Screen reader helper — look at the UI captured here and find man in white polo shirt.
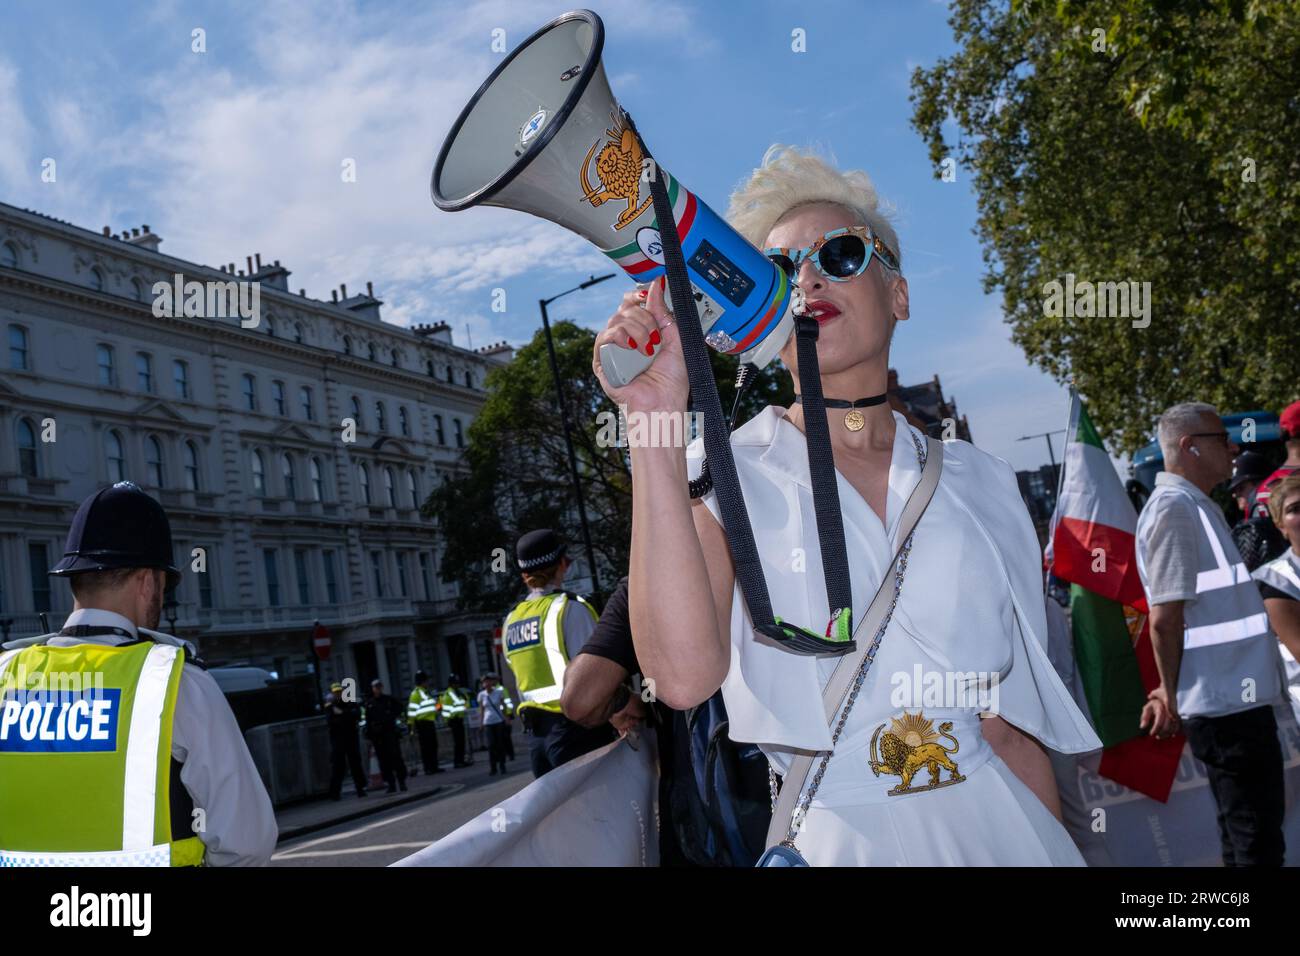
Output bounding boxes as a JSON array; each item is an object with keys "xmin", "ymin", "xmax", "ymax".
[{"xmin": 1136, "ymin": 402, "xmax": 1288, "ymax": 866}]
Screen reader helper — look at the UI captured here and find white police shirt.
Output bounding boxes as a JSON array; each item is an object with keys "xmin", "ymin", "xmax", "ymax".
[{"xmin": 687, "ymin": 408, "xmax": 1102, "ymax": 866}]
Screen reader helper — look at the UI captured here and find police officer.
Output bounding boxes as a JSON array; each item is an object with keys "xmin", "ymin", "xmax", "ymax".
[
  {"xmin": 438, "ymin": 673, "xmax": 473, "ymax": 767},
  {"xmin": 363, "ymin": 679, "xmax": 408, "ymax": 793},
  {"xmin": 407, "ymin": 670, "xmax": 443, "ymax": 774},
  {"xmin": 326, "ymin": 681, "xmax": 368, "ymax": 800},
  {"xmin": 502, "ymin": 529, "xmax": 615, "ymax": 778},
  {"xmin": 1136, "ymin": 404, "xmax": 1287, "ymax": 866},
  {"xmin": 0, "ymin": 482, "xmax": 277, "ymax": 866}
]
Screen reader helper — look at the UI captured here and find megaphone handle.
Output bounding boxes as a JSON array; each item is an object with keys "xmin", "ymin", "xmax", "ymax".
[{"xmin": 599, "ymin": 340, "xmax": 656, "ymax": 388}]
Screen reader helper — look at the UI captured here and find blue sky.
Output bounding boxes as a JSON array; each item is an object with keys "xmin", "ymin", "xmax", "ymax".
[{"xmin": 0, "ymin": 0, "xmax": 1082, "ymax": 470}]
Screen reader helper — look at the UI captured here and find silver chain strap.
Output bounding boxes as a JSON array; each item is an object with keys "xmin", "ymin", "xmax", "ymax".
[{"xmin": 769, "ymin": 428, "xmax": 928, "ymax": 837}]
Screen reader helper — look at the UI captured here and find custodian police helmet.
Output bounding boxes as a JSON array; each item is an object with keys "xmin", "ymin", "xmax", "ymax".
[{"xmin": 48, "ymin": 481, "xmax": 181, "ymax": 590}]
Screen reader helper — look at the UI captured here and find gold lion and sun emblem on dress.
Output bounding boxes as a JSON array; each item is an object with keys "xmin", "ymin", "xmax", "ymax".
[
  {"xmin": 579, "ymin": 109, "xmax": 653, "ymax": 230},
  {"xmin": 869, "ymin": 711, "xmax": 966, "ymax": 795}
]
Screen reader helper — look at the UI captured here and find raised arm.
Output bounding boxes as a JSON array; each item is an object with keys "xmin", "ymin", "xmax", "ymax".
[{"xmin": 593, "ymin": 278, "xmax": 733, "ymax": 710}]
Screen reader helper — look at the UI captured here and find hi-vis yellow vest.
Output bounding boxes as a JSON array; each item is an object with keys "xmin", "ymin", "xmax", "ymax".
[
  {"xmin": 503, "ymin": 591, "xmax": 597, "ymax": 715},
  {"xmin": 0, "ymin": 640, "xmax": 205, "ymax": 867},
  {"xmin": 408, "ymin": 686, "xmax": 439, "ymax": 722}
]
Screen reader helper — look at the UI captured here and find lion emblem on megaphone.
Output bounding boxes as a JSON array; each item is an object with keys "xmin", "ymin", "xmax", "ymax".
[{"xmin": 580, "ymin": 109, "xmax": 653, "ymax": 230}]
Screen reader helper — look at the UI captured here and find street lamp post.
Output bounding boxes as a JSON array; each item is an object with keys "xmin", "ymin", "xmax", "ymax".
[{"xmin": 538, "ymin": 273, "xmax": 616, "ymax": 602}]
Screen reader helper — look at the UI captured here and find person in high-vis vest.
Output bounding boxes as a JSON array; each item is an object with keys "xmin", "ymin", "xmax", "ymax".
[
  {"xmin": 407, "ymin": 670, "xmax": 444, "ymax": 774},
  {"xmin": 1253, "ymin": 473, "xmax": 1300, "ymax": 724},
  {"xmin": 503, "ymin": 528, "xmax": 614, "ymax": 778},
  {"xmin": 438, "ymin": 674, "xmax": 473, "ymax": 767},
  {"xmin": 1136, "ymin": 404, "xmax": 1288, "ymax": 866},
  {"xmin": 0, "ymin": 482, "xmax": 277, "ymax": 866}
]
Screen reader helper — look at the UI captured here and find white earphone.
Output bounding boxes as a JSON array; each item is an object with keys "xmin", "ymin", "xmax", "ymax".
[{"xmin": 1190, "ymin": 447, "xmax": 1201, "ymax": 457}]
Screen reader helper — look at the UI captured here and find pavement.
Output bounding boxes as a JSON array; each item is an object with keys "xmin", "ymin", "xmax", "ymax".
[{"xmin": 275, "ymin": 726, "xmax": 528, "ymax": 842}]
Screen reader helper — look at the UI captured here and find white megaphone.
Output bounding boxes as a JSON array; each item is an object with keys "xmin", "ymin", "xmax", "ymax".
[{"xmin": 431, "ymin": 8, "xmax": 801, "ymax": 387}]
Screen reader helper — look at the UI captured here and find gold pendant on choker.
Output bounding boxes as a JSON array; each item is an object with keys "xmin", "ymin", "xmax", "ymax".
[{"xmin": 844, "ymin": 409, "xmax": 865, "ymax": 432}]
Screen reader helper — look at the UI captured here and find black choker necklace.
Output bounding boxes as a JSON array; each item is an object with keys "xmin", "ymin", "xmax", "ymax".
[{"xmin": 794, "ymin": 393, "xmax": 886, "ymax": 432}]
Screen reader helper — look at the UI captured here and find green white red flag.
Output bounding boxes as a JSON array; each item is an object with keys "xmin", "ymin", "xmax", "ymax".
[{"xmin": 1049, "ymin": 391, "xmax": 1182, "ymax": 801}]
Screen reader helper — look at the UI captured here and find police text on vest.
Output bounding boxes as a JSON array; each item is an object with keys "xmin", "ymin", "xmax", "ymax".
[{"xmin": 0, "ymin": 689, "xmax": 121, "ymax": 753}]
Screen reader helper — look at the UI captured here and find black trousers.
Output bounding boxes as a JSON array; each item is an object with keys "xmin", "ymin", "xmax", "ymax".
[
  {"xmin": 370, "ymin": 733, "xmax": 408, "ymax": 789},
  {"xmin": 329, "ymin": 736, "xmax": 367, "ymax": 798},
  {"xmin": 415, "ymin": 721, "xmax": 440, "ymax": 773},
  {"xmin": 449, "ymin": 718, "xmax": 470, "ymax": 766},
  {"xmin": 487, "ymin": 722, "xmax": 510, "ymax": 772},
  {"xmin": 1183, "ymin": 704, "xmax": 1286, "ymax": 867},
  {"xmin": 523, "ymin": 709, "xmax": 616, "ymax": 778}
]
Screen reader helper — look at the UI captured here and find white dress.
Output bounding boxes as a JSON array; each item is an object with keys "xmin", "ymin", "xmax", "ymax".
[{"xmin": 686, "ymin": 407, "xmax": 1103, "ymax": 866}]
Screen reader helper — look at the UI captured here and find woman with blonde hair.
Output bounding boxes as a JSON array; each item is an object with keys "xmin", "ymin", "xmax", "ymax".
[{"xmin": 593, "ymin": 145, "xmax": 1101, "ymax": 865}]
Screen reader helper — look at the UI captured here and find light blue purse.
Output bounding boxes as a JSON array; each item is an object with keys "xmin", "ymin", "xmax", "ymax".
[{"xmin": 757, "ymin": 435, "xmax": 941, "ymax": 867}]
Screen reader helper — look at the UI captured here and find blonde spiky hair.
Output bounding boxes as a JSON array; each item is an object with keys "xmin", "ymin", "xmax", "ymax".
[{"xmin": 725, "ymin": 144, "xmax": 902, "ymax": 272}]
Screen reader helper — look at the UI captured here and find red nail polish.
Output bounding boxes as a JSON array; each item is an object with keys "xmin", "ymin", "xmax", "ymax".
[
  {"xmin": 649, "ymin": 329, "xmax": 661, "ymax": 345},
  {"xmin": 645, "ymin": 344, "xmax": 654, "ymax": 356},
  {"xmin": 627, "ymin": 336, "xmax": 637, "ymax": 349}
]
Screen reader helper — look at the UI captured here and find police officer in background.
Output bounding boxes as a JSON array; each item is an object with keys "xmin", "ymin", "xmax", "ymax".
[
  {"xmin": 1136, "ymin": 404, "xmax": 1287, "ymax": 866},
  {"xmin": 0, "ymin": 482, "xmax": 277, "ymax": 866},
  {"xmin": 363, "ymin": 679, "xmax": 408, "ymax": 793},
  {"xmin": 407, "ymin": 670, "xmax": 443, "ymax": 774},
  {"xmin": 438, "ymin": 673, "xmax": 473, "ymax": 767},
  {"xmin": 326, "ymin": 681, "xmax": 368, "ymax": 800},
  {"xmin": 502, "ymin": 529, "xmax": 615, "ymax": 778}
]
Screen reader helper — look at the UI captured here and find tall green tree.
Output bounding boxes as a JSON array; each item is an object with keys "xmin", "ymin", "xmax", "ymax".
[
  {"xmin": 911, "ymin": 0, "xmax": 1299, "ymax": 453},
  {"xmin": 422, "ymin": 319, "xmax": 793, "ymax": 612}
]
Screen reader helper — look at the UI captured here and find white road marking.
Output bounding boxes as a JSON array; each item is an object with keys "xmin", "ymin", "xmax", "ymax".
[
  {"xmin": 275, "ymin": 842, "xmax": 434, "ymax": 860},
  {"xmin": 275, "ymin": 785, "xmax": 465, "ymax": 856}
]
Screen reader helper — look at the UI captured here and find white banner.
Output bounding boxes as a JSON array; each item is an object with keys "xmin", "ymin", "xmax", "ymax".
[
  {"xmin": 1052, "ymin": 712, "xmax": 1300, "ymax": 866},
  {"xmin": 392, "ymin": 733, "xmax": 659, "ymax": 867}
]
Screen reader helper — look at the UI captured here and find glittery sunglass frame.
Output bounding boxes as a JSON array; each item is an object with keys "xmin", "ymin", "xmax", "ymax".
[{"xmin": 764, "ymin": 225, "xmax": 901, "ymax": 283}]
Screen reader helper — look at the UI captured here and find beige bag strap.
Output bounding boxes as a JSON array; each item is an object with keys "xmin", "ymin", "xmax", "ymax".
[{"xmin": 765, "ymin": 435, "xmax": 943, "ymax": 850}]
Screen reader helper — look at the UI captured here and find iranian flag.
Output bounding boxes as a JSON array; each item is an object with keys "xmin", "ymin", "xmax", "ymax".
[
  {"xmin": 1050, "ymin": 391, "xmax": 1183, "ymax": 801},
  {"xmin": 1051, "ymin": 395, "xmax": 1146, "ymax": 610}
]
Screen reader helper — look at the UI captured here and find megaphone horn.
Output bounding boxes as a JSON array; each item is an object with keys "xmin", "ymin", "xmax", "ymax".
[{"xmin": 431, "ymin": 8, "xmax": 801, "ymax": 387}]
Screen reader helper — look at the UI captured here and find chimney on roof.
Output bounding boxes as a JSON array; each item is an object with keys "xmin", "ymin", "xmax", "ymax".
[
  {"xmin": 299, "ymin": 288, "xmax": 305, "ymax": 296},
  {"xmin": 102, "ymin": 226, "xmax": 111, "ymax": 237},
  {"xmin": 255, "ymin": 253, "xmax": 262, "ymax": 270},
  {"xmin": 331, "ymin": 290, "xmax": 338, "ymax": 303},
  {"xmin": 366, "ymin": 281, "xmax": 373, "ymax": 297},
  {"xmin": 143, "ymin": 225, "xmax": 151, "ymax": 234},
  {"xmin": 340, "ymin": 283, "xmax": 347, "ymax": 299},
  {"xmin": 246, "ymin": 256, "xmax": 254, "ymax": 274},
  {"xmin": 131, "ymin": 228, "xmax": 140, "ymax": 237}
]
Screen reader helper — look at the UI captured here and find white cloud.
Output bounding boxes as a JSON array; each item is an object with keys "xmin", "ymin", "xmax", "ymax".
[{"xmin": 3, "ymin": 0, "xmax": 694, "ymax": 349}]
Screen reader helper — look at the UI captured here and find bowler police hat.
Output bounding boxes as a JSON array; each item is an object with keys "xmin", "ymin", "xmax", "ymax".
[
  {"xmin": 49, "ymin": 482, "xmax": 181, "ymax": 590},
  {"xmin": 516, "ymin": 528, "xmax": 566, "ymax": 571}
]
